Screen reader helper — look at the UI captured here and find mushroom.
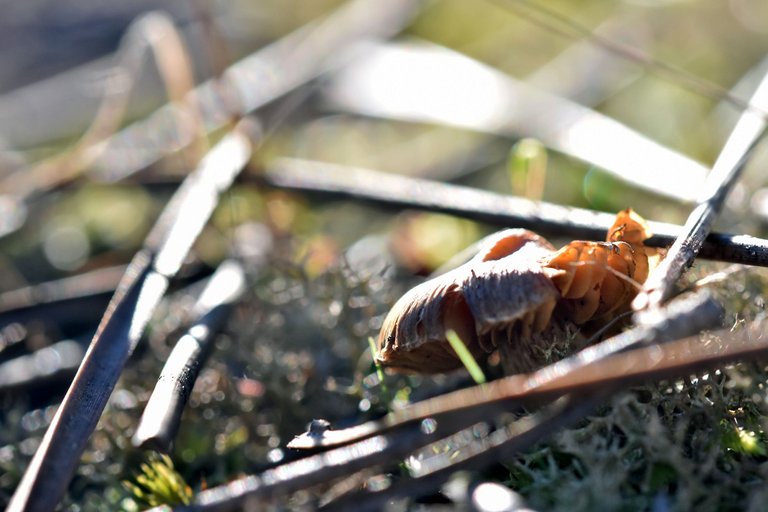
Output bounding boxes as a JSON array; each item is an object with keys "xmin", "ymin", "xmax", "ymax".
[{"xmin": 376, "ymin": 209, "xmax": 658, "ymax": 375}]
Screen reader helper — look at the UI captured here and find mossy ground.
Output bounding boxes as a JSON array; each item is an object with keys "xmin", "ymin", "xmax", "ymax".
[{"xmin": 5, "ymin": 233, "xmax": 768, "ymax": 511}]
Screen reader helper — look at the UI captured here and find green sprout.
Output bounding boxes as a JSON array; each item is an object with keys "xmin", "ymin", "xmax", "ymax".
[
  {"xmin": 720, "ymin": 420, "xmax": 767, "ymax": 456},
  {"xmin": 368, "ymin": 336, "xmax": 391, "ymax": 407},
  {"xmin": 508, "ymin": 138, "xmax": 547, "ymax": 199},
  {"xmin": 123, "ymin": 453, "xmax": 192, "ymax": 508},
  {"xmin": 445, "ymin": 329, "xmax": 486, "ymax": 385}
]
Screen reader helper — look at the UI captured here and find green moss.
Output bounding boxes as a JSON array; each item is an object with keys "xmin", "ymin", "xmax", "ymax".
[
  {"xmin": 500, "ymin": 363, "xmax": 768, "ymax": 511},
  {"xmin": 123, "ymin": 454, "xmax": 192, "ymax": 508}
]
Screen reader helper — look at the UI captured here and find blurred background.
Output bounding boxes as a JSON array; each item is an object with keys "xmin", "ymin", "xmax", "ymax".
[{"xmin": 3, "ymin": 0, "xmax": 768, "ymax": 509}]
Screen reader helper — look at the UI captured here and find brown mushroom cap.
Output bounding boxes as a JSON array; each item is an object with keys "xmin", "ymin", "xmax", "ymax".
[{"xmin": 376, "ymin": 230, "xmax": 558, "ymax": 373}]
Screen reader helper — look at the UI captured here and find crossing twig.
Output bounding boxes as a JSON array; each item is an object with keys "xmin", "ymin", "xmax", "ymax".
[
  {"xmin": 7, "ymin": 122, "xmax": 254, "ymax": 512},
  {"xmin": 262, "ymin": 158, "xmax": 768, "ymax": 268},
  {"xmin": 633, "ymin": 59, "xmax": 768, "ymax": 312}
]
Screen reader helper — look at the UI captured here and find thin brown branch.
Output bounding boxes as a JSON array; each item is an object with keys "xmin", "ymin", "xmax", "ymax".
[
  {"xmin": 320, "ymin": 394, "xmax": 602, "ymax": 512},
  {"xmin": 262, "ymin": 158, "xmax": 768, "ymax": 268}
]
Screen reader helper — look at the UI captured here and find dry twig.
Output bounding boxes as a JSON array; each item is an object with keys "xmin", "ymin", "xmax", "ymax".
[
  {"xmin": 1, "ymin": 12, "xmax": 205, "ymax": 199},
  {"xmin": 86, "ymin": 0, "xmax": 420, "ymax": 183},
  {"xmin": 132, "ymin": 260, "xmax": 246, "ymax": 452},
  {"xmin": 324, "ymin": 41, "xmax": 709, "ymax": 202},
  {"xmin": 0, "ymin": 0, "xmax": 421, "ymax": 240},
  {"xmin": 633, "ymin": 61, "xmax": 768, "ymax": 312},
  {"xmin": 263, "ymin": 158, "xmax": 768, "ymax": 268},
  {"xmin": 320, "ymin": 395, "xmax": 602, "ymax": 512},
  {"xmin": 7, "ymin": 122, "xmax": 255, "ymax": 512},
  {"xmin": 0, "ymin": 265, "xmax": 125, "ymax": 329}
]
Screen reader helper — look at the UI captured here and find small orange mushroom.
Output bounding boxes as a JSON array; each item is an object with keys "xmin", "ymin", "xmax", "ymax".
[{"xmin": 376, "ymin": 209, "xmax": 658, "ymax": 375}]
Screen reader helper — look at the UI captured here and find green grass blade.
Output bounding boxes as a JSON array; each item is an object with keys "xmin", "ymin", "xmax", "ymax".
[
  {"xmin": 368, "ymin": 336, "xmax": 390, "ymax": 407},
  {"xmin": 445, "ymin": 329, "xmax": 486, "ymax": 385}
]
